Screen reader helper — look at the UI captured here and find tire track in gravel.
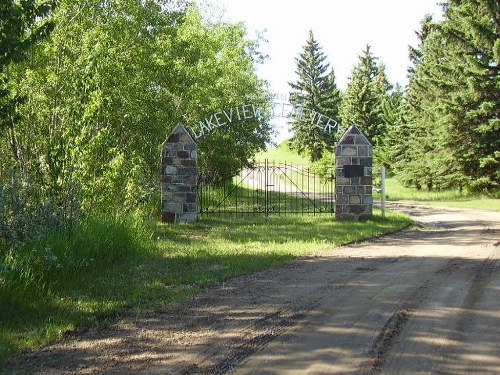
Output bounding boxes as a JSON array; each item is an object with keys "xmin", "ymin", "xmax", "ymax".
[
  {"xmin": 184, "ymin": 257, "xmax": 398, "ymax": 375},
  {"xmin": 357, "ymin": 256, "xmax": 495, "ymax": 375}
]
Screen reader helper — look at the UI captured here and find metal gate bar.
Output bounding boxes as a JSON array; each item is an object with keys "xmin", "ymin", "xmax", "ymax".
[{"xmin": 198, "ymin": 160, "xmax": 335, "ymax": 216}]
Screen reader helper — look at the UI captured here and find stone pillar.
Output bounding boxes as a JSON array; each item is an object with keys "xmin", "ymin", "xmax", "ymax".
[
  {"xmin": 161, "ymin": 123, "xmax": 198, "ymax": 223},
  {"xmin": 335, "ymin": 125, "xmax": 373, "ymax": 221}
]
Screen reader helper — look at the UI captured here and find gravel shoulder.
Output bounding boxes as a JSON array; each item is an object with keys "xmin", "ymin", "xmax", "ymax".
[{"xmin": 3, "ymin": 203, "xmax": 500, "ymax": 375}]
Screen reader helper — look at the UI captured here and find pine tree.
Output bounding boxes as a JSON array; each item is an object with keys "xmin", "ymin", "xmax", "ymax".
[
  {"xmin": 396, "ymin": 16, "xmax": 458, "ymax": 190},
  {"xmin": 288, "ymin": 30, "xmax": 341, "ymax": 162},
  {"xmin": 378, "ymin": 84, "xmax": 405, "ymax": 171},
  {"xmin": 436, "ymin": 0, "xmax": 500, "ymax": 191},
  {"xmin": 340, "ymin": 45, "xmax": 392, "ymax": 147},
  {"xmin": 399, "ymin": 1, "xmax": 499, "ymax": 192}
]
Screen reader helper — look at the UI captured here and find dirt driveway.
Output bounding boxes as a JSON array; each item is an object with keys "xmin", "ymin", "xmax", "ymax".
[{"xmin": 4, "ymin": 203, "xmax": 500, "ymax": 374}]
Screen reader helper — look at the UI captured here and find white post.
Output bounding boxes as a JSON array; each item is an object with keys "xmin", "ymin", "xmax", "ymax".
[{"xmin": 381, "ymin": 166, "xmax": 386, "ymax": 219}]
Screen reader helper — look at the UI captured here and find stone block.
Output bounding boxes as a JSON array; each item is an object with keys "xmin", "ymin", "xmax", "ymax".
[
  {"xmin": 177, "ymin": 150, "xmax": 189, "ymax": 158},
  {"xmin": 178, "ymin": 167, "xmax": 196, "ymax": 176},
  {"xmin": 343, "ymin": 186, "xmax": 356, "ymax": 194},
  {"xmin": 359, "ymin": 157, "xmax": 372, "ymax": 167},
  {"xmin": 184, "ymin": 143, "xmax": 197, "ymax": 151},
  {"xmin": 336, "ymin": 212, "xmax": 357, "ymax": 221},
  {"xmin": 349, "ymin": 195, "xmax": 361, "ymax": 204},
  {"xmin": 173, "ymin": 193, "xmax": 186, "ymax": 202},
  {"xmin": 336, "ymin": 157, "xmax": 351, "ymax": 167},
  {"xmin": 164, "ymin": 166, "xmax": 177, "ymax": 175},
  {"xmin": 183, "ymin": 203, "xmax": 197, "ymax": 213},
  {"xmin": 343, "ymin": 136, "xmax": 354, "ymax": 144},
  {"xmin": 335, "ymin": 194, "xmax": 348, "ymax": 204},
  {"xmin": 336, "ymin": 177, "xmax": 350, "ymax": 185},
  {"xmin": 177, "ymin": 213, "xmax": 197, "ymax": 223},
  {"xmin": 361, "ymin": 176, "xmax": 372, "ymax": 185},
  {"xmin": 179, "ymin": 133, "xmax": 194, "ymax": 143},
  {"xmin": 162, "ymin": 212, "xmax": 176, "ymax": 223},
  {"xmin": 181, "ymin": 159, "xmax": 197, "ymax": 167},
  {"xmin": 172, "ymin": 184, "xmax": 191, "ymax": 192},
  {"xmin": 166, "ymin": 133, "xmax": 179, "ymax": 143},
  {"xmin": 161, "ymin": 191, "xmax": 173, "ymax": 201},
  {"xmin": 350, "ymin": 177, "xmax": 360, "ymax": 185},
  {"xmin": 341, "ymin": 146, "xmax": 357, "ymax": 156},
  {"xmin": 184, "ymin": 175, "xmax": 197, "ymax": 185},
  {"xmin": 165, "ymin": 203, "xmax": 182, "ymax": 212},
  {"xmin": 347, "ymin": 204, "xmax": 364, "ymax": 214},
  {"xmin": 358, "ymin": 145, "xmax": 368, "ymax": 156},
  {"xmin": 363, "ymin": 195, "xmax": 373, "ymax": 204}
]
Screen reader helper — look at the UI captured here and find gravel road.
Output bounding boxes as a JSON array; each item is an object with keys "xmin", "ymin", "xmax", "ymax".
[{"xmin": 3, "ymin": 203, "xmax": 499, "ymax": 375}]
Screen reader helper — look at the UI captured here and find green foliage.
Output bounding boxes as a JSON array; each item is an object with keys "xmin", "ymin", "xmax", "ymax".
[
  {"xmin": 0, "ymin": 0, "xmax": 56, "ymax": 161},
  {"xmin": 1, "ymin": 0, "xmax": 271, "ymax": 215},
  {"xmin": 309, "ymin": 150, "xmax": 335, "ymax": 182},
  {"xmin": 288, "ymin": 30, "xmax": 341, "ymax": 162},
  {"xmin": 0, "ymin": 169, "xmax": 82, "ymax": 249},
  {"xmin": 340, "ymin": 45, "xmax": 392, "ymax": 147},
  {"xmin": 396, "ymin": 0, "xmax": 499, "ymax": 192},
  {"xmin": 167, "ymin": 6, "xmax": 272, "ymax": 180}
]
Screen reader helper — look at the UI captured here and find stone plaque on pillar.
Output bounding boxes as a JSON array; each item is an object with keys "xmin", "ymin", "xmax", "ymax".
[
  {"xmin": 161, "ymin": 123, "xmax": 198, "ymax": 223},
  {"xmin": 335, "ymin": 125, "xmax": 373, "ymax": 221}
]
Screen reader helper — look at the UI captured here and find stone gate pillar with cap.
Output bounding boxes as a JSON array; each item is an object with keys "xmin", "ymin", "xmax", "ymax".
[
  {"xmin": 335, "ymin": 125, "xmax": 373, "ymax": 221},
  {"xmin": 161, "ymin": 123, "xmax": 198, "ymax": 223}
]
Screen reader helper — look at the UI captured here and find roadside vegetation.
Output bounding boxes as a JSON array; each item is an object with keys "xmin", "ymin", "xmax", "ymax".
[
  {"xmin": 374, "ymin": 176, "xmax": 500, "ymax": 211},
  {"xmin": 0, "ymin": 209, "xmax": 410, "ymax": 363}
]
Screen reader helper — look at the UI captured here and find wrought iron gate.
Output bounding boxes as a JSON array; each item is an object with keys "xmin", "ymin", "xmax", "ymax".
[{"xmin": 198, "ymin": 160, "xmax": 335, "ymax": 216}]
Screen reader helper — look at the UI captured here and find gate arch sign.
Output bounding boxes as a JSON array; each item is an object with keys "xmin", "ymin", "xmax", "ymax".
[{"xmin": 188, "ymin": 94, "xmax": 341, "ymax": 140}]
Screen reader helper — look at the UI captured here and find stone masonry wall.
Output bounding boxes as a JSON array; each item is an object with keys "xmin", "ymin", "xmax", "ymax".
[
  {"xmin": 335, "ymin": 125, "xmax": 373, "ymax": 221},
  {"xmin": 161, "ymin": 124, "xmax": 197, "ymax": 223}
]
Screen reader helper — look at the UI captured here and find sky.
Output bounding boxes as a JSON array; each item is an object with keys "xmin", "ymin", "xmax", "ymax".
[{"xmin": 201, "ymin": 0, "xmax": 444, "ymax": 142}]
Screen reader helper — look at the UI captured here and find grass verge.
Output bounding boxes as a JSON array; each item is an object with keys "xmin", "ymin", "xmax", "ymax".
[
  {"xmin": 374, "ymin": 177, "xmax": 500, "ymax": 211},
  {"xmin": 0, "ymin": 209, "xmax": 411, "ymax": 364}
]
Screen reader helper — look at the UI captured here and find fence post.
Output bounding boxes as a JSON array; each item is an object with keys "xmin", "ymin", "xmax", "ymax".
[{"xmin": 381, "ymin": 166, "xmax": 386, "ymax": 219}]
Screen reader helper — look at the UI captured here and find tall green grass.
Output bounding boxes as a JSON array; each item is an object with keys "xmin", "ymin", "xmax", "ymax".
[
  {"xmin": 0, "ymin": 209, "xmax": 411, "ymax": 364},
  {"xmin": 0, "ymin": 215, "xmax": 154, "ymax": 361}
]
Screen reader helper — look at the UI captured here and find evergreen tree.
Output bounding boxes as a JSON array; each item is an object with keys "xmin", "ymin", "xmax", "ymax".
[
  {"xmin": 437, "ymin": 0, "xmax": 500, "ymax": 191},
  {"xmin": 288, "ymin": 30, "xmax": 341, "ymax": 162},
  {"xmin": 396, "ymin": 17, "xmax": 457, "ymax": 190},
  {"xmin": 399, "ymin": 1, "xmax": 499, "ymax": 192},
  {"xmin": 378, "ymin": 84, "xmax": 405, "ymax": 171},
  {"xmin": 340, "ymin": 45, "xmax": 392, "ymax": 147}
]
